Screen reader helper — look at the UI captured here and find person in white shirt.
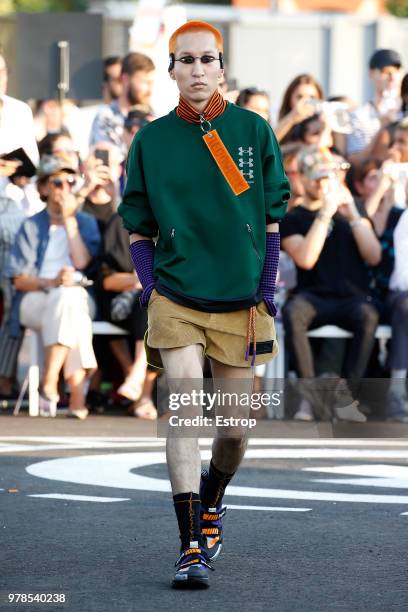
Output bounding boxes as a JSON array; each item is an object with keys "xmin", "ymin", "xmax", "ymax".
[
  {"xmin": 7, "ymin": 155, "xmax": 101, "ymax": 419},
  {"xmin": 345, "ymin": 49, "xmax": 403, "ymax": 165},
  {"xmin": 0, "ymin": 49, "xmax": 39, "ymax": 167}
]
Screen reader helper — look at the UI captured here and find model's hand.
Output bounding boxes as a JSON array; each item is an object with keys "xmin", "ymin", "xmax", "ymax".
[{"xmin": 140, "ymin": 284, "xmax": 155, "ymax": 308}]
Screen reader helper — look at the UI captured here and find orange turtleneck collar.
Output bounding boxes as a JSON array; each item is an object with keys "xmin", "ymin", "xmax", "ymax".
[{"xmin": 176, "ymin": 90, "xmax": 227, "ymax": 125}]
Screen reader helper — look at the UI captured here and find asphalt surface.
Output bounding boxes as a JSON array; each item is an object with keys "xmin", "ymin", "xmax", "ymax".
[{"xmin": 1, "ymin": 416, "xmax": 408, "ymax": 612}]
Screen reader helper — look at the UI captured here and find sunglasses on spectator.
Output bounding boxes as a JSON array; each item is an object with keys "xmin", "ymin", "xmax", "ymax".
[{"xmin": 49, "ymin": 176, "xmax": 76, "ymax": 189}]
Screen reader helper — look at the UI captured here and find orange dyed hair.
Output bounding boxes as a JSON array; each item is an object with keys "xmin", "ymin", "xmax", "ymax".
[{"xmin": 168, "ymin": 21, "xmax": 223, "ymax": 54}]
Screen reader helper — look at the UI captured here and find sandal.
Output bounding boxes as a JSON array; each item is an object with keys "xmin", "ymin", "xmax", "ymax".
[
  {"xmin": 132, "ymin": 398, "xmax": 157, "ymax": 420},
  {"xmin": 117, "ymin": 379, "xmax": 143, "ymax": 402},
  {"xmin": 39, "ymin": 394, "xmax": 58, "ymax": 418}
]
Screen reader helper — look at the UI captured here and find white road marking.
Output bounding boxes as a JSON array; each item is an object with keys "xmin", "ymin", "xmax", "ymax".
[
  {"xmin": 4, "ymin": 436, "xmax": 408, "ymax": 457},
  {"xmin": 0, "ymin": 441, "xmax": 165, "ymax": 454},
  {"xmin": 28, "ymin": 494, "xmax": 130, "ymax": 503},
  {"xmin": 305, "ymin": 464, "xmax": 408, "ymax": 489},
  {"xmin": 305, "ymin": 464, "xmax": 408, "ymax": 477},
  {"xmin": 4, "ymin": 436, "xmax": 408, "ymax": 446},
  {"xmin": 228, "ymin": 504, "xmax": 311, "ymax": 512},
  {"xmin": 25, "ymin": 451, "xmax": 408, "ymax": 505},
  {"xmin": 0, "ymin": 436, "xmax": 164, "ymax": 442}
]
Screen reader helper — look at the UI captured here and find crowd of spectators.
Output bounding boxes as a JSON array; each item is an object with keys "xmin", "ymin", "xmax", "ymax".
[{"xmin": 0, "ymin": 43, "xmax": 407, "ymax": 422}]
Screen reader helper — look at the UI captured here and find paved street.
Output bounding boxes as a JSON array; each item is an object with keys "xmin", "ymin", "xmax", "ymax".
[{"xmin": 1, "ymin": 417, "xmax": 408, "ymax": 611}]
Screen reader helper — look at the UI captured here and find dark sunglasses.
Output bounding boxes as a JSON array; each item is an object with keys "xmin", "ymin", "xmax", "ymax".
[
  {"xmin": 175, "ymin": 55, "xmax": 219, "ymax": 65},
  {"xmin": 49, "ymin": 176, "xmax": 76, "ymax": 189}
]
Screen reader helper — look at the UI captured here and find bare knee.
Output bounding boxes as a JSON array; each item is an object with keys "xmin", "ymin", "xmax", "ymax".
[{"xmin": 160, "ymin": 344, "xmax": 204, "ymax": 379}]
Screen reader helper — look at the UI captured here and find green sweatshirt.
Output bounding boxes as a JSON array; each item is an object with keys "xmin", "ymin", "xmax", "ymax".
[{"xmin": 118, "ymin": 102, "xmax": 290, "ymax": 312}]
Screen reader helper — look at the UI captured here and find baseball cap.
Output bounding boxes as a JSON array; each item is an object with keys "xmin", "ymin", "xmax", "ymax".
[
  {"xmin": 369, "ymin": 49, "xmax": 402, "ymax": 71},
  {"xmin": 297, "ymin": 146, "xmax": 335, "ymax": 180},
  {"xmin": 37, "ymin": 154, "xmax": 78, "ymax": 179}
]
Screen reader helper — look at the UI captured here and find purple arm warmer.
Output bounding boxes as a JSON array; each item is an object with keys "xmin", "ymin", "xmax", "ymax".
[
  {"xmin": 129, "ymin": 240, "xmax": 155, "ymax": 307},
  {"xmin": 259, "ymin": 232, "xmax": 280, "ymax": 316}
]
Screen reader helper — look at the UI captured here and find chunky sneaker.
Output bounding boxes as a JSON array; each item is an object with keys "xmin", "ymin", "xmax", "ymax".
[
  {"xmin": 200, "ymin": 470, "xmax": 227, "ymax": 562},
  {"xmin": 172, "ymin": 542, "xmax": 213, "ymax": 589}
]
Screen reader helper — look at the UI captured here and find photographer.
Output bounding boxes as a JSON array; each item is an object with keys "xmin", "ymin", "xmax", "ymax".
[
  {"xmin": 275, "ymin": 74, "xmax": 324, "ymax": 144},
  {"xmin": 281, "ymin": 145, "xmax": 381, "ymax": 421},
  {"xmin": 6, "ymin": 155, "xmax": 101, "ymax": 419},
  {"xmin": 78, "ymin": 142, "xmax": 123, "ymax": 235}
]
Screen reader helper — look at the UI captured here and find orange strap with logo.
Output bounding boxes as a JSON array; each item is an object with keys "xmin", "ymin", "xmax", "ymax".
[{"xmin": 202, "ymin": 129, "xmax": 250, "ymax": 196}]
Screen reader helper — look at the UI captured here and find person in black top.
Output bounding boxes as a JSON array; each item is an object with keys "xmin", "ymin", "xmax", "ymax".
[
  {"xmin": 79, "ymin": 142, "xmax": 124, "ymax": 236},
  {"xmin": 280, "ymin": 145, "xmax": 381, "ymax": 421},
  {"xmin": 100, "ymin": 213, "xmax": 158, "ymax": 418}
]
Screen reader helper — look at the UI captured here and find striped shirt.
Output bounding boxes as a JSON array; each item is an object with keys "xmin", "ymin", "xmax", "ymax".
[{"xmin": 346, "ymin": 102, "xmax": 381, "ymax": 156}]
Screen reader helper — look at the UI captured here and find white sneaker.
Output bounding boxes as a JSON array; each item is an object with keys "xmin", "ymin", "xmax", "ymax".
[
  {"xmin": 294, "ymin": 399, "xmax": 315, "ymax": 421},
  {"xmin": 335, "ymin": 401, "xmax": 367, "ymax": 423}
]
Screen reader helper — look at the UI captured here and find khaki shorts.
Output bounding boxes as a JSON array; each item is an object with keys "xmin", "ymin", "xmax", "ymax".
[{"xmin": 145, "ymin": 289, "xmax": 278, "ymax": 369}]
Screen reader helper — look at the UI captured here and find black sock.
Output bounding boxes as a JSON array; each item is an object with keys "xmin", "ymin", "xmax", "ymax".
[
  {"xmin": 173, "ymin": 492, "xmax": 201, "ymax": 551},
  {"xmin": 201, "ymin": 460, "xmax": 235, "ymax": 508}
]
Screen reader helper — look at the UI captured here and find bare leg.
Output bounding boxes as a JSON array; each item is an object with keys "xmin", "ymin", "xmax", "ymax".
[
  {"xmin": 117, "ymin": 340, "xmax": 147, "ymax": 401},
  {"xmin": 209, "ymin": 358, "xmax": 254, "ymax": 474},
  {"xmin": 139, "ymin": 369, "xmax": 158, "ymax": 401},
  {"xmin": 160, "ymin": 344, "xmax": 204, "ymax": 495},
  {"xmin": 109, "ymin": 338, "xmax": 133, "ymax": 375},
  {"xmin": 67, "ymin": 368, "xmax": 87, "ymax": 410},
  {"xmin": 42, "ymin": 344, "xmax": 69, "ymax": 399},
  {"xmin": 132, "ymin": 370, "xmax": 159, "ymax": 419},
  {"xmin": 126, "ymin": 340, "xmax": 147, "ymax": 382}
]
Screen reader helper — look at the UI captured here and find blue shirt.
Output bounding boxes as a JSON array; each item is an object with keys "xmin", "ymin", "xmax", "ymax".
[{"xmin": 5, "ymin": 208, "xmax": 101, "ymax": 336}]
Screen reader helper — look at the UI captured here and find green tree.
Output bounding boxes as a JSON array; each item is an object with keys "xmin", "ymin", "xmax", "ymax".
[
  {"xmin": 387, "ymin": 0, "xmax": 408, "ymax": 17},
  {"xmin": 0, "ymin": 0, "xmax": 14, "ymax": 14}
]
